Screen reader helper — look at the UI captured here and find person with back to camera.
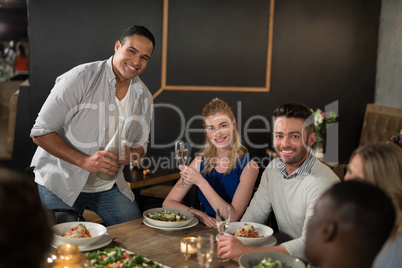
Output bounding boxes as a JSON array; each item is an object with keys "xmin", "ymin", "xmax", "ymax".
[
  {"xmin": 217, "ymin": 102, "xmax": 340, "ymax": 261},
  {"xmin": 305, "ymin": 180, "xmax": 396, "ymax": 268},
  {"xmin": 344, "ymin": 142, "xmax": 402, "ymax": 268},
  {"xmin": 163, "ymin": 98, "xmax": 259, "ymax": 227},
  {"xmin": 30, "ymin": 25, "xmax": 155, "ymax": 226},
  {"xmin": 14, "ymin": 42, "xmax": 29, "ymax": 76},
  {"xmin": 0, "ymin": 167, "xmax": 52, "ymax": 268}
]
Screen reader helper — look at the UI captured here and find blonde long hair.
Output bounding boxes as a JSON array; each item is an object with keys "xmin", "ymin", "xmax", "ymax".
[
  {"xmin": 350, "ymin": 142, "xmax": 402, "ymax": 237},
  {"xmin": 201, "ymin": 98, "xmax": 246, "ymax": 174}
]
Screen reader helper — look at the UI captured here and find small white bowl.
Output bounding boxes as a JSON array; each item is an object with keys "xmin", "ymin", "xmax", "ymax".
[
  {"xmin": 52, "ymin": 221, "xmax": 106, "ymax": 248},
  {"xmin": 143, "ymin": 208, "xmax": 194, "ymax": 228},
  {"xmin": 224, "ymin": 222, "xmax": 274, "ymax": 246},
  {"xmin": 239, "ymin": 251, "xmax": 306, "ymax": 268}
]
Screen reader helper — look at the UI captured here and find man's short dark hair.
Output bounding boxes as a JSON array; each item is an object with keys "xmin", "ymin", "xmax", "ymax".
[
  {"xmin": 273, "ymin": 102, "xmax": 314, "ymax": 134},
  {"xmin": 327, "ymin": 180, "xmax": 395, "ymax": 251},
  {"xmin": 119, "ymin": 25, "xmax": 155, "ymax": 52}
]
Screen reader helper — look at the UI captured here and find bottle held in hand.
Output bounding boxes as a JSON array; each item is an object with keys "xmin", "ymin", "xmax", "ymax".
[{"xmin": 96, "ymin": 121, "xmax": 123, "ymax": 180}]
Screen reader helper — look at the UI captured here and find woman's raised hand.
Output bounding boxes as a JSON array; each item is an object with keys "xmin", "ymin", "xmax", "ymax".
[{"xmin": 179, "ymin": 165, "xmax": 204, "ymax": 186}]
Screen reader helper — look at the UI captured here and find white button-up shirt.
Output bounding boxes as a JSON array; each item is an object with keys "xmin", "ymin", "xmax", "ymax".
[{"xmin": 30, "ymin": 56, "xmax": 153, "ymax": 206}]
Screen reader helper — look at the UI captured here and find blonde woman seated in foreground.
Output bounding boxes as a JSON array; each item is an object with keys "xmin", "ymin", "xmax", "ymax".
[
  {"xmin": 163, "ymin": 98, "xmax": 258, "ymax": 228},
  {"xmin": 345, "ymin": 142, "xmax": 402, "ymax": 268}
]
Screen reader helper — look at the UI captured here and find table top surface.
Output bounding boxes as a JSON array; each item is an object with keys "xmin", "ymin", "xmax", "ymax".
[{"xmin": 105, "ymin": 218, "xmax": 239, "ymax": 268}]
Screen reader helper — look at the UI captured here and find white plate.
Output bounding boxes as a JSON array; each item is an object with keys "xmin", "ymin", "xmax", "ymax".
[
  {"xmin": 51, "ymin": 233, "xmax": 113, "ymax": 252},
  {"xmin": 143, "ymin": 216, "xmax": 199, "ymax": 231},
  {"xmin": 216, "ymin": 233, "xmax": 277, "ymax": 247}
]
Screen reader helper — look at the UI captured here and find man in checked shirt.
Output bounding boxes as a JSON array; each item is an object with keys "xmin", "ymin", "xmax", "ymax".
[{"xmin": 218, "ymin": 102, "xmax": 340, "ymax": 261}]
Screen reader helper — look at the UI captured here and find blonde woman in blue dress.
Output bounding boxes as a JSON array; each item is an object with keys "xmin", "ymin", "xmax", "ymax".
[{"xmin": 163, "ymin": 98, "xmax": 259, "ymax": 228}]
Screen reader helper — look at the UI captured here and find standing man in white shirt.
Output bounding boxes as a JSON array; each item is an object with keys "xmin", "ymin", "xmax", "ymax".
[
  {"xmin": 30, "ymin": 25, "xmax": 155, "ymax": 226},
  {"xmin": 217, "ymin": 102, "xmax": 340, "ymax": 260}
]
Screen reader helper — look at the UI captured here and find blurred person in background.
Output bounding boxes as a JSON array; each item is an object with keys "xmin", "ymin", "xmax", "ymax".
[
  {"xmin": 345, "ymin": 142, "xmax": 402, "ymax": 268},
  {"xmin": 0, "ymin": 43, "xmax": 4, "ymax": 58},
  {"xmin": 1, "ymin": 41, "xmax": 15, "ymax": 78},
  {"xmin": 4, "ymin": 40, "xmax": 15, "ymax": 59},
  {"xmin": 13, "ymin": 42, "xmax": 29, "ymax": 79}
]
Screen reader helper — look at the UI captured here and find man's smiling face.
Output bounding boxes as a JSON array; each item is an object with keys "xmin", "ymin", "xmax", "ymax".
[
  {"xmin": 273, "ymin": 117, "xmax": 314, "ymax": 169},
  {"xmin": 112, "ymin": 34, "xmax": 153, "ymax": 82}
]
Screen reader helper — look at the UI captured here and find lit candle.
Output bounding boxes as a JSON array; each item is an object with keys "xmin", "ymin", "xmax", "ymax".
[{"xmin": 180, "ymin": 237, "xmax": 198, "ymax": 256}]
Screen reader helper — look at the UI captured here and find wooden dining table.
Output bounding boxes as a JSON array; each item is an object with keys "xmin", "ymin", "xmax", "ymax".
[{"xmin": 104, "ymin": 218, "xmax": 239, "ymax": 268}]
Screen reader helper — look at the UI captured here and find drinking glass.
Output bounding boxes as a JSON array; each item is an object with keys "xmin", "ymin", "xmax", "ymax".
[
  {"xmin": 216, "ymin": 205, "xmax": 230, "ymax": 262},
  {"xmin": 197, "ymin": 233, "xmax": 214, "ymax": 268},
  {"xmin": 216, "ymin": 205, "xmax": 230, "ymax": 234},
  {"xmin": 175, "ymin": 141, "xmax": 190, "ymax": 188},
  {"xmin": 180, "ymin": 237, "xmax": 198, "ymax": 260}
]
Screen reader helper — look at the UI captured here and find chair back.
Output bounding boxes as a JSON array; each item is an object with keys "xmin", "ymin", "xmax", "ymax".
[
  {"xmin": 47, "ymin": 208, "xmax": 85, "ymax": 226},
  {"xmin": 24, "ymin": 167, "xmax": 86, "ymax": 225},
  {"xmin": 359, "ymin": 104, "xmax": 402, "ymax": 147}
]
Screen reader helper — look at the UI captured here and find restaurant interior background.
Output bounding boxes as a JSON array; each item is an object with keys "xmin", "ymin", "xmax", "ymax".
[{"xmin": 0, "ymin": 0, "xmax": 401, "ymax": 175}]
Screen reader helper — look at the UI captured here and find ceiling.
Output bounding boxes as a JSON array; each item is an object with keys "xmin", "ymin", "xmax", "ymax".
[
  {"xmin": 0, "ymin": 0, "xmax": 27, "ymax": 40},
  {"xmin": 0, "ymin": 0, "xmax": 26, "ymax": 9}
]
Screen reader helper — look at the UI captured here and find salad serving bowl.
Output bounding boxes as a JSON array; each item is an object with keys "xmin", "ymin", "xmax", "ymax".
[{"xmin": 143, "ymin": 208, "xmax": 194, "ymax": 228}]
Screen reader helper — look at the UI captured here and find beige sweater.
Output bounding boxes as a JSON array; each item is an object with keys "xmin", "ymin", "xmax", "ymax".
[{"xmin": 241, "ymin": 157, "xmax": 340, "ymax": 260}]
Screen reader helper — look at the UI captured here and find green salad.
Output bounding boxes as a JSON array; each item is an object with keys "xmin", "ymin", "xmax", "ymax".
[
  {"xmin": 85, "ymin": 247, "xmax": 163, "ymax": 268},
  {"xmin": 253, "ymin": 257, "xmax": 289, "ymax": 268},
  {"xmin": 147, "ymin": 210, "xmax": 188, "ymax": 222}
]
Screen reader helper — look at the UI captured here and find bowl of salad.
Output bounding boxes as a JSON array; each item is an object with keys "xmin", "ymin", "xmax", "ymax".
[
  {"xmin": 224, "ymin": 222, "xmax": 274, "ymax": 246},
  {"xmin": 143, "ymin": 208, "xmax": 194, "ymax": 228},
  {"xmin": 238, "ymin": 251, "xmax": 306, "ymax": 268},
  {"xmin": 52, "ymin": 221, "xmax": 106, "ymax": 248}
]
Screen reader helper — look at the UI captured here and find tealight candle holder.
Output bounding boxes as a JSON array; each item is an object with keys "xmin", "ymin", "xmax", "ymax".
[{"xmin": 180, "ymin": 236, "xmax": 198, "ymax": 260}]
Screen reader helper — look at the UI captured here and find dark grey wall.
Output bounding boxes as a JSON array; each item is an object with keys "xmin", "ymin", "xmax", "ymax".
[
  {"xmin": 27, "ymin": 0, "xmax": 163, "ymax": 117},
  {"xmin": 166, "ymin": 0, "xmax": 270, "ymax": 87},
  {"xmin": 13, "ymin": 0, "xmax": 381, "ymax": 171}
]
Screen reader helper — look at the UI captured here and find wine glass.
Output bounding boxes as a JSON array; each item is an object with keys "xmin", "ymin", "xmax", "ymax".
[
  {"xmin": 216, "ymin": 205, "xmax": 230, "ymax": 262},
  {"xmin": 197, "ymin": 233, "xmax": 214, "ymax": 268},
  {"xmin": 175, "ymin": 141, "xmax": 190, "ymax": 188}
]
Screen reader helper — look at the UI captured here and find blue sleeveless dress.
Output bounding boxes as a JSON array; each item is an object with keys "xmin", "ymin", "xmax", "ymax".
[{"xmin": 198, "ymin": 154, "xmax": 252, "ymax": 217}]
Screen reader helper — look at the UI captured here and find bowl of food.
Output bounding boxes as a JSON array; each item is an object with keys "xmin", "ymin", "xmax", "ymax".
[
  {"xmin": 224, "ymin": 222, "xmax": 274, "ymax": 246},
  {"xmin": 239, "ymin": 251, "xmax": 306, "ymax": 268},
  {"xmin": 52, "ymin": 221, "xmax": 106, "ymax": 248},
  {"xmin": 143, "ymin": 208, "xmax": 194, "ymax": 228}
]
